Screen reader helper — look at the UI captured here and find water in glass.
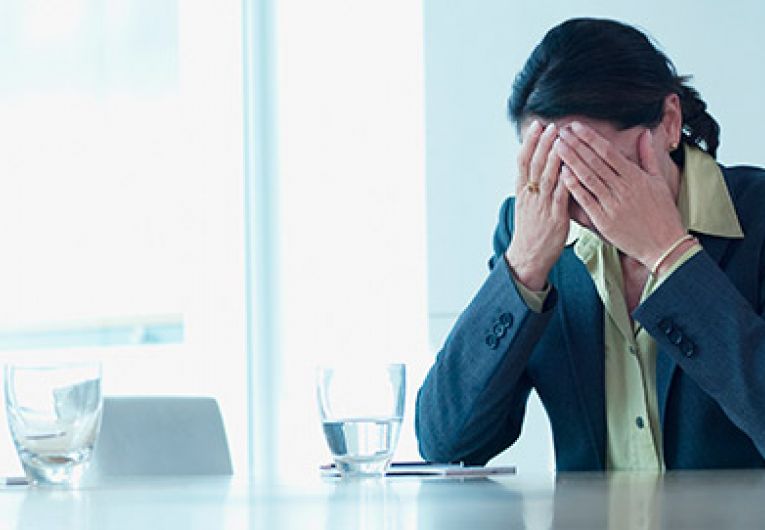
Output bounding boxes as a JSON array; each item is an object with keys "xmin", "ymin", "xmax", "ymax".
[
  {"xmin": 322, "ymin": 416, "xmax": 402, "ymax": 476},
  {"xmin": 317, "ymin": 363, "xmax": 405, "ymax": 478},
  {"xmin": 5, "ymin": 362, "xmax": 103, "ymax": 486}
]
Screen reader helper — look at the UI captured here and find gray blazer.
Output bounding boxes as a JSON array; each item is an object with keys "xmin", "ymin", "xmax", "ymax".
[{"xmin": 416, "ymin": 164, "xmax": 765, "ymax": 471}]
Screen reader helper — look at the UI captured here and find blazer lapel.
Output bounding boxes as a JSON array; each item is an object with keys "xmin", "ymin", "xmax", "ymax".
[
  {"xmin": 656, "ymin": 233, "xmax": 731, "ymax": 425},
  {"xmin": 554, "ymin": 231, "xmax": 733, "ymax": 464},
  {"xmin": 554, "ymin": 250, "xmax": 606, "ymax": 469}
]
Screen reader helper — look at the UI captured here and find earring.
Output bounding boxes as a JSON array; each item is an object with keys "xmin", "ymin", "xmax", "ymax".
[{"xmin": 669, "ymin": 141, "xmax": 679, "ymax": 151}]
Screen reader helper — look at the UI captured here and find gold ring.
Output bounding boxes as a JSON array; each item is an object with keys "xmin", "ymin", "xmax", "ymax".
[{"xmin": 526, "ymin": 181, "xmax": 540, "ymax": 193}]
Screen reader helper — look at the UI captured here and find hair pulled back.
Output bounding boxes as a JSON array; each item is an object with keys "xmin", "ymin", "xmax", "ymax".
[{"xmin": 508, "ymin": 18, "xmax": 720, "ymax": 159}]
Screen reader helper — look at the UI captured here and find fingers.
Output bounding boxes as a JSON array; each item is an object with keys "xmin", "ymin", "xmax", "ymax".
[
  {"xmin": 551, "ymin": 165, "xmax": 570, "ymax": 217},
  {"xmin": 516, "ymin": 120, "xmax": 543, "ymax": 194},
  {"xmin": 561, "ymin": 164, "xmax": 604, "ymax": 223},
  {"xmin": 569, "ymin": 121, "xmax": 634, "ymax": 177},
  {"xmin": 556, "ymin": 127, "xmax": 616, "ymax": 202},
  {"xmin": 539, "ymin": 138, "xmax": 563, "ymax": 196},
  {"xmin": 529, "ymin": 123, "xmax": 558, "ymax": 192},
  {"xmin": 638, "ymin": 129, "xmax": 661, "ymax": 176}
]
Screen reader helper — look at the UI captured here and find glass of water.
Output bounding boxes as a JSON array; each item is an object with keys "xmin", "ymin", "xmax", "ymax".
[
  {"xmin": 4, "ymin": 362, "xmax": 103, "ymax": 486},
  {"xmin": 317, "ymin": 363, "xmax": 405, "ymax": 478}
]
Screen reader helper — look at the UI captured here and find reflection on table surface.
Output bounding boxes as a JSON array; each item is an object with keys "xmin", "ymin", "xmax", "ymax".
[{"xmin": 2, "ymin": 470, "xmax": 765, "ymax": 529}]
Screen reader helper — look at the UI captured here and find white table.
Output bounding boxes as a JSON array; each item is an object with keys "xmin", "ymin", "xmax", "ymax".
[{"xmin": 2, "ymin": 470, "xmax": 765, "ymax": 529}]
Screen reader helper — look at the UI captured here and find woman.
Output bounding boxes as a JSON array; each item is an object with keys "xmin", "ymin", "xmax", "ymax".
[{"xmin": 415, "ymin": 18, "xmax": 765, "ymax": 471}]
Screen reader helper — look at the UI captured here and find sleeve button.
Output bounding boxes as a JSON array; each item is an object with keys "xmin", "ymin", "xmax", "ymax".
[
  {"xmin": 485, "ymin": 334, "xmax": 499, "ymax": 350},
  {"xmin": 499, "ymin": 312, "xmax": 513, "ymax": 327},
  {"xmin": 659, "ymin": 318, "xmax": 674, "ymax": 335}
]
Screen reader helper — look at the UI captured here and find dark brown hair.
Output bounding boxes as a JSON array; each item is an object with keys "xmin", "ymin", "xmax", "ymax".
[{"xmin": 508, "ymin": 18, "xmax": 720, "ymax": 159}]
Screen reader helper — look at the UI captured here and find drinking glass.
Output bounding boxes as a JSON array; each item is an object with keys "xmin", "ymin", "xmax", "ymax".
[
  {"xmin": 4, "ymin": 362, "xmax": 103, "ymax": 486},
  {"xmin": 317, "ymin": 363, "xmax": 405, "ymax": 478}
]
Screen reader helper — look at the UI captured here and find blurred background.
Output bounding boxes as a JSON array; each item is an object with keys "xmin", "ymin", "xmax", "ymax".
[{"xmin": 0, "ymin": 0, "xmax": 762, "ymax": 481}]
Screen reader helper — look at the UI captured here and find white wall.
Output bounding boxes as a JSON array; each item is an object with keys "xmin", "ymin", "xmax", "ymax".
[{"xmin": 422, "ymin": 0, "xmax": 765, "ymax": 472}]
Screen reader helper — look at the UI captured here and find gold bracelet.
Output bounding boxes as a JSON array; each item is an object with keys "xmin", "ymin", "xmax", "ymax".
[{"xmin": 650, "ymin": 234, "xmax": 696, "ymax": 276}]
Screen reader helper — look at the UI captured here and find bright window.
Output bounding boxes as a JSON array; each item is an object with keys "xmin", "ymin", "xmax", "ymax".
[
  {"xmin": 265, "ymin": 0, "xmax": 430, "ymax": 481},
  {"xmin": 0, "ymin": 0, "xmax": 428, "ymax": 482},
  {"xmin": 0, "ymin": 0, "xmax": 247, "ymax": 475}
]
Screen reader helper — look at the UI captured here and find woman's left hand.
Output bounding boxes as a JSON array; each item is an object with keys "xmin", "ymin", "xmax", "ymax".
[{"xmin": 555, "ymin": 121, "xmax": 686, "ymax": 268}]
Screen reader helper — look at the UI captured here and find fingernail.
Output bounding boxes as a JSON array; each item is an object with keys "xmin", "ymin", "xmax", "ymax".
[
  {"xmin": 530, "ymin": 119, "xmax": 541, "ymax": 132},
  {"xmin": 571, "ymin": 121, "xmax": 583, "ymax": 132},
  {"xmin": 545, "ymin": 122, "xmax": 556, "ymax": 133}
]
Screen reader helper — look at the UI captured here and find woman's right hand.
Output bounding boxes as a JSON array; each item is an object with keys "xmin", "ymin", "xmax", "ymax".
[{"xmin": 504, "ymin": 120, "xmax": 570, "ymax": 291}]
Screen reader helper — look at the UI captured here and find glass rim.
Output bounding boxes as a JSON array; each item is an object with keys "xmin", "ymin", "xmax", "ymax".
[{"xmin": 315, "ymin": 362, "xmax": 406, "ymax": 372}]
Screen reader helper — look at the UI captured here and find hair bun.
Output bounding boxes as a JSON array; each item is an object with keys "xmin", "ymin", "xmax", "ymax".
[{"xmin": 677, "ymin": 81, "xmax": 720, "ymax": 158}]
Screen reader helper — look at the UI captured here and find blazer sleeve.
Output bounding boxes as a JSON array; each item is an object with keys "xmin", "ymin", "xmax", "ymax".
[
  {"xmin": 415, "ymin": 197, "xmax": 557, "ymax": 464},
  {"xmin": 634, "ymin": 248, "xmax": 765, "ymax": 457}
]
